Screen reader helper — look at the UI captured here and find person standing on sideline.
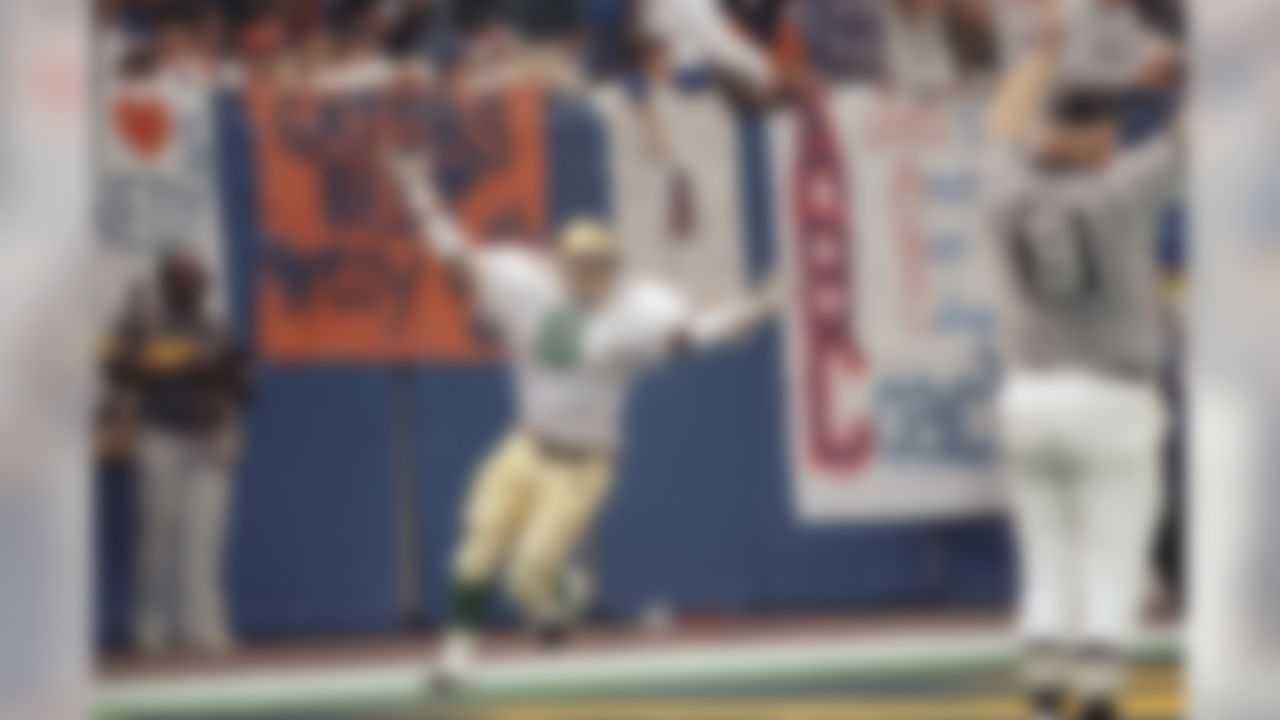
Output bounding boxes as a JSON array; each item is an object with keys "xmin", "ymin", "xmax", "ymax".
[{"xmin": 103, "ymin": 248, "xmax": 253, "ymax": 656}]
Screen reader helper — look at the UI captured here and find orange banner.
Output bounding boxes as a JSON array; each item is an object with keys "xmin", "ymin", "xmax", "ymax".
[{"xmin": 243, "ymin": 80, "xmax": 550, "ymax": 363}]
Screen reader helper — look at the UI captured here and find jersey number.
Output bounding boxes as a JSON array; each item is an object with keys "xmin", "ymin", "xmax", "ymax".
[
  {"xmin": 1010, "ymin": 207, "xmax": 1102, "ymax": 305},
  {"xmin": 536, "ymin": 309, "xmax": 583, "ymax": 369}
]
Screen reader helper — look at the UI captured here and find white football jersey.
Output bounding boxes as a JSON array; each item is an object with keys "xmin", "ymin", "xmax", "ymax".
[{"xmin": 474, "ymin": 245, "xmax": 690, "ymax": 450}]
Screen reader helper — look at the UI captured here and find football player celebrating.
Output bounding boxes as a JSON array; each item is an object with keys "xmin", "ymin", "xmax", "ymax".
[{"xmin": 387, "ymin": 148, "xmax": 784, "ymax": 690}]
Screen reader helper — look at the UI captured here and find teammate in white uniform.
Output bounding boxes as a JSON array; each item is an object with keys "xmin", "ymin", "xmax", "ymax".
[
  {"xmin": 387, "ymin": 150, "xmax": 783, "ymax": 690},
  {"xmin": 986, "ymin": 12, "xmax": 1183, "ymax": 720}
]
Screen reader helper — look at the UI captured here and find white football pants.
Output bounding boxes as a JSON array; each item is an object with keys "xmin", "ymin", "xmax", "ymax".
[{"xmin": 1001, "ymin": 369, "xmax": 1167, "ymax": 650}]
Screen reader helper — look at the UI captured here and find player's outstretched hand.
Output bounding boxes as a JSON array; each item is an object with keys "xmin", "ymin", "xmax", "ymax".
[
  {"xmin": 1039, "ymin": 0, "xmax": 1068, "ymax": 52},
  {"xmin": 753, "ymin": 266, "xmax": 792, "ymax": 320},
  {"xmin": 383, "ymin": 145, "xmax": 430, "ymax": 192}
]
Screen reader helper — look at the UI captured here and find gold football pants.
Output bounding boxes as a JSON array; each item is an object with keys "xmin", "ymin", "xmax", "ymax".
[{"xmin": 452, "ymin": 431, "xmax": 613, "ymax": 625}]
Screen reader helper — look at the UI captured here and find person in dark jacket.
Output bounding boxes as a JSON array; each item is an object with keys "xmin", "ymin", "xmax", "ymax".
[{"xmin": 103, "ymin": 248, "xmax": 252, "ymax": 656}]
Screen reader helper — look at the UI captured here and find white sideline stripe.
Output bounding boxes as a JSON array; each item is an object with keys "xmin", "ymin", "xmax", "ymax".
[{"xmin": 97, "ymin": 627, "xmax": 1182, "ymax": 715}]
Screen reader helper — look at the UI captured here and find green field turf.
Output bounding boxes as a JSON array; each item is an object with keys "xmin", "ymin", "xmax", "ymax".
[{"xmin": 106, "ymin": 653, "xmax": 1182, "ymax": 720}]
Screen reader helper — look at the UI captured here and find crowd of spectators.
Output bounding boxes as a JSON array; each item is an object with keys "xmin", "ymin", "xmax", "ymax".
[{"xmin": 97, "ymin": 0, "xmax": 1182, "ymax": 107}]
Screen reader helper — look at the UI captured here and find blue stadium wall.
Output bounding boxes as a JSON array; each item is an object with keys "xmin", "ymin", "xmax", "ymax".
[{"xmin": 97, "ymin": 88, "xmax": 1182, "ymax": 645}]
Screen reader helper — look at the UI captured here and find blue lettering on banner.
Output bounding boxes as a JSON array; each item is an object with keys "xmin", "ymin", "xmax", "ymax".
[
  {"xmin": 263, "ymin": 237, "xmax": 425, "ymax": 328},
  {"xmin": 873, "ymin": 346, "xmax": 998, "ymax": 465},
  {"xmin": 924, "ymin": 170, "xmax": 978, "ymax": 206}
]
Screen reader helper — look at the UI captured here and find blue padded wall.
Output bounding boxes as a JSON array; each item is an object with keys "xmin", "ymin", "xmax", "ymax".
[
  {"xmin": 412, "ymin": 364, "xmax": 515, "ymax": 625},
  {"xmin": 228, "ymin": 367, "xmax": 402, "ymax": 637}
]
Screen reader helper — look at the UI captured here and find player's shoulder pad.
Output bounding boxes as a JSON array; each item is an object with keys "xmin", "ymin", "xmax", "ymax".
[
  {"xmin": 624, "ymin": 277, "xmax": 689, "ymax": 319},
  {"xmin": 481, "ymin": 241, "xmax": 544, "ymax": 266},
  {"xmin": 479, "ymin": 241, "xmax": 553, "ymax": 279}
]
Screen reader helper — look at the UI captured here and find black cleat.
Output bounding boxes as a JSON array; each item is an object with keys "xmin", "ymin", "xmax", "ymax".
[
  {"xmin": 1028, "ymin": 688, "xmax": 1066, "ymax": 720},
  {"xmin": 1079, "ymin": 698, "xmax": 1119, "ymax": 720},
  {"xmin": 536, "ymin": 623, "xmax": 572, "ymax": 650},
  {"xmin": 425, "ymin": 668, "xmax": 466, "ymax": 698}
]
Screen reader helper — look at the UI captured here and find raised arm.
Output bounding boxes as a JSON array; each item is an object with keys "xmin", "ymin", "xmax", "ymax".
[
  {"xmin": 988, "ymin": 2, "xmax": 1066, "ymax": 148},
  {"xmin": 678, "ymin": 268, "xmax": 787, "ymax": 354},
  {"xmin": 578, "ymin": 269, "xmax": 788, "ymax": 372},
  {"xmin": 578, "ymin": 267, "xmax": 787, "ymax": 371},
  {"xmin": 682, "ymin": 0, "xmax": 777, "ymax": 95},
  {"xmin": 385, "ymin": 149, "xmax": 476, "ymax": 281}
]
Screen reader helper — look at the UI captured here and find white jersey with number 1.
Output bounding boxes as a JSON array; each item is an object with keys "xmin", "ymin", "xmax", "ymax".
[{"xmin": 473, "ymin": 245, "xmax": 690, "ymax": 450}]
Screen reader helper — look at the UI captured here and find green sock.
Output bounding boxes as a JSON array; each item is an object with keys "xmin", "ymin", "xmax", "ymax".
[{"xmin": 449, "ymin": 580, "xmax": 491, "ymax": 628}]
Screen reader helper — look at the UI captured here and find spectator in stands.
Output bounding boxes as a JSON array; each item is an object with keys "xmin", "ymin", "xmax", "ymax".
[
  {"xmin": 506, "ymin": 0, "xmax": 589, "ymax": 92},
  {"xmin": 884, "ymin": 0, "xmax": 958, "ymax": 100},
  {"xmin": 581, "ymin": 0, "xmax": 809, "ymax": 170},
  {"xmin": 583, "ymin": 0, "xmax": 643, "ymax": 80},
  {"xmin": 96, "ymin": 0, "xmax": 165, "ymax": 40},
  {"xmin": 635, "ymin": 0, "xmax": 804, "ymax": 105},
  {"xmin": 442, "ymin": 0, "xmax": 526, "ymax": 93},
  {"xmin": 102, "ymin": 249, "xmax": 253, "ymax": 657},
  {"xmin": 451, "ymin": 0, "xmax": 510, "ymax": 37},
  {"xmin": 288, "ymin": 16, "xmax": 338, "ymax": 82},
  {"xmin": 1134, "ymin": 0, "xmax": 1183, "ymax": 39},
  {"xmin": 152, "ymin": 7, "xmax": 216, "ymax": 79},
  {"xmin": 191, "ymin": 2, "xmax": 230, "ymax": 65},
  {"xmin": 384, "ymin": 0, "xmax": 442, "ymax": 61},
  {"xmin": 946, "ymin": 0, "xmax": 1000, "ymax": 88},
  {"xmin": 235, "ymin": 6, "xmax": 290, "ymax": 78},
  {"xmin": 1062, "ymin": 0, "xmax": 1178, "ymax": 90},
  {"xmin": 508, "ymin": 0, "xmax": 585, "ymax": 44},
  {"xmin": 790, "ymin": 0, "xmax": 885, "ymax": 84},
  {"xmin": 994, "ymin": 0, "xmax": 1179, "ymax": 91},
  {"xmin": 723, "ymin": 0, "xmax": 790, "ymax": 48},
  {"xmin": 326, "ymin": 0, "xmax": 400, "ymax": 86}
]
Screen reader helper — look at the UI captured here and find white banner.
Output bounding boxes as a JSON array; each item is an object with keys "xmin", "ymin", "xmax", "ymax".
[
  {"xmin": 772, "ymin": 90, "xmax": 1004, "ymax": 522},
  {"xmin": 594, "ymin": 87, "xmax": 749, "ymax": 302},
  {"xmin": 95, "ymin": 65, "xmax": 226, "ymax": 324}
]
